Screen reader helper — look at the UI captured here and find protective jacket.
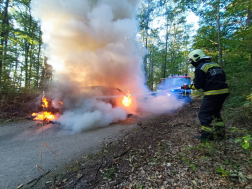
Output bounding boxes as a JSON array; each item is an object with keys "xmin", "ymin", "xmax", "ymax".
[
  {"xmin": 191, "ymin": 59, "xmax": 229, "ymax": 139},
  {"xmin": 193, "ymin": 60, "xmax": 229, "ymax": 95}
]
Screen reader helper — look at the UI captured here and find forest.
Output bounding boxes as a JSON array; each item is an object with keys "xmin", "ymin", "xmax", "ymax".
[
  {"xmin": 0, "ymin": 0, "xmax": 251, "ymax": 107},
  {"xmin": 1, "ymin": 0, "xmax": 252, "ymax": 188},
  {"xmin": 138, "ymin": 0, "xmax": 252, "ymax": 109}
]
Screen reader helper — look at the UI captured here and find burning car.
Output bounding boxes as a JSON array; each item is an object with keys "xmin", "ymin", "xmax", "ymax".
[
  {"xmin": 31, "ymin": 86, "xmax": 132, "ymax": 122},
  {"xmin": 62, "ymin": 86, "xmax": 129, "ymax": 109}
]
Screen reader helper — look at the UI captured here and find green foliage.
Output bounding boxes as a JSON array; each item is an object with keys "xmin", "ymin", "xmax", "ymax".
[
  {"xmin": 249, "ymin": 157, "xmax": 252, "ymax": 164},
  {"xmin": 230, "ymin": 127, "xmax": 247, "ymax": 133},
  {"xmin": 0, "ymin": 0, "xmax": 44, "ymax": 93},
  {"xmin": 192, "ymin": 89, "xmax": 204, "ymax": 98},
  {"xmin": 235, "ymin": 134, "xmax": 252, "ymax": 149},
  {"xmin": 178, "ymin": 152, "xmax": 196, "ymax": 171},
  {"xmin": 137, "ymin": 0, "xmax": 192, "ymax": 90},
  {"xmin": 103, "ymin": 168, "xmax": 115, "ymax": 180},
  {"xmin": 136, "ymin": 184, "xmax": 143, "ymax": 189},
  {"xmin": 216, "ymin": 165, "xmax": 230, "ymax": 177},
  {"xmin": 188, "ymin": 0, "xmax": 252, "ymax": 110},
  {"xmin": 243, "ymin": 91, "xmax": 252, "ymax": 107},
  {"xmin": 181, "ymin": 157, "xmax": 196, "ymax": 171},
  {"xmin": 224, "ymin": 60, "xmax": 252, "ymax": 109},
  {"xmin": 184, "ymin": 142, "xmax": 217, "ymax": 156},
  {"xmin": 150, "ymin": 158, "xmax": 158, "ymax": 166}
]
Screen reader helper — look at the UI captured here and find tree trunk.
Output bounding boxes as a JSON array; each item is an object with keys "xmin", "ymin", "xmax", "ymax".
[
  {"xmin": 20, "ymin": 67, "xmax": 23, "ymax": 90},
  {"xmin": 24, "ymin": 42, "xmax": 30, "ymax": 91},
  {"xmin": 149, "ymin": 50, "xmax": 154, "ymax": 90},
  {"xmin": 0, "ymin": 0, "xmax": 9, "ymax": 91},
  {"xmin": 171, "ymin": 24, "xmax": 177, "ymax": 74},
  {"xmin": 25, "ymin": 2, "xmax": 32, "ymax": 92},
  {"xmin": 35, "ymin": 29, "xmax": 42, "ymax": 89},
  {"xmin": 217, "ymin": 1, "xmax": 223, "ymax": 67},
  {"xmin": 247, "ymin": 8, "xmax": 251, "ymax": 27},
  {"xmin": 163, "ymin": 14, "xmax": 169, "ymax": 78},
  {"xmin": 164, "ymin": 33, "xmax": 168, "ymax": 78},
  {"xmin": 247, "ymin": 8, "xmax": 252, "ymax": 65},
  {"xmin": 143, "ymin": 36, "xmax": 148, "ymax": 76},
  {"xmin": 148, "ymin": 50, "xmax": 151, "ymax": 79},
  {"xmin": 14, "ymin": 34, "xmax": 19, "ymax": 89},
  {"xmin": 29, "ymin": 43, "xmax": 34, "ymax": 91},
  {"xmin": 151, "ymin": 51, "xmax": 154, "ymax": 90},
  {"xmin": 143, "ymin": 0, "xmax": 151, "ymax": 79}
]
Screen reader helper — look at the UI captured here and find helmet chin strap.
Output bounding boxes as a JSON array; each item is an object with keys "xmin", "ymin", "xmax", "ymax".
[{"xmin": 191, "ymin": 61, "xmax": 200, "ymax": 68}]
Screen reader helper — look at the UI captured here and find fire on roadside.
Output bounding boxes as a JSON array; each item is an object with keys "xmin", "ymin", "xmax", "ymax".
[
  {"xmin": 122, "ymin": 92, "xmax": 132, "ymax": 107},
  {"xmin": 41, "ymin": 97, "xmax": 49, "ymax": 108},
  {"xmin": 32, "ymin": 111, "xmax": 55, "ymax": 121},
  {"xmin": 31, "ymin": 97, "xmax": 63, "ymax": 121}
]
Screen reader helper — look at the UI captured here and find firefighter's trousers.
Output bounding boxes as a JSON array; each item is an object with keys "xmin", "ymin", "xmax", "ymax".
[{"xmin": 198, "ymin": 93, "xmax": 229, "ymax": 134}]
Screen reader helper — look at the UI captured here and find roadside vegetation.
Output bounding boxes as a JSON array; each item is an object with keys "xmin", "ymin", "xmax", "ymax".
[{"xmin": 27, "ymin": 99, "xmax": 252, "ymax": 188}]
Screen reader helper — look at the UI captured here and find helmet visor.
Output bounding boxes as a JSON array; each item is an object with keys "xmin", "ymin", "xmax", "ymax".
[{"xmin": 185, "ymin": 57, "xmax": 193, "ymax": 63}]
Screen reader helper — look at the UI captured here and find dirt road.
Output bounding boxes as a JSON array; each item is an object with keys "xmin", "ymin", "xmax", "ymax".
[{"xmin": 0, "ymin": 119, "xmax": 137, "ymax": 189}]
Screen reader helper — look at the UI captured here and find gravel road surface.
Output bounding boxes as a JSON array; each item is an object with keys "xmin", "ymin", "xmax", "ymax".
[{"xmin": 0, "ymin": 119, "xmax": 137, "ymax": 189}]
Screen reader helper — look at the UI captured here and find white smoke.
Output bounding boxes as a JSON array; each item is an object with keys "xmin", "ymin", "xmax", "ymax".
[
  {"xmin": 31, "ymin": 0, "xmax": 184, "ymax": 133},
  {"xmin": 57, "ymin": 99, "xmax": 127, "ymax": 133},
  {"xmin": 137, "ymin": 95, "xmax": 184, "ymax": 114},
  {"xmin": 31, "ymin": 0, "xmax": 145, "ymax": 92}
]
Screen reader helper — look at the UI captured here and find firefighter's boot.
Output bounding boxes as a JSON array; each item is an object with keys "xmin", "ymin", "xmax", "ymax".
[{"xmin": 194, "ymin": 130, "xmax": 213, "ymax": 142}]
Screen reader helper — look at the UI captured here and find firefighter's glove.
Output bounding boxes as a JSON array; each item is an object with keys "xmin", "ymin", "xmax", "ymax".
[
  {"xmin": 189, "ymin": 84, "xmax": 196, "ymax": 90},
  {"xmin": 181, "ymin": 85, "xmax": 196, "ymax": 90}
]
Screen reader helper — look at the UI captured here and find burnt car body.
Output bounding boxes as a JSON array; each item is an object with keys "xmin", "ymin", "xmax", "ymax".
[
  {"xmin": 42, "ymin": 86, "xmax": 126, "ymax": 111},
  {"xmin": 64, "ymin": 86, "xmax": 126, "ymax": 108},
  {"xmin": 34, "ymin": 86, "xmax": 127, "ymax": 116}
]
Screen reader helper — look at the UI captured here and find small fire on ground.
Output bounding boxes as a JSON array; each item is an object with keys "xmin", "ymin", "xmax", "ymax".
[
  {"xmin": 32, "ymin": 111, "xmax": 55, "ymax": 121},
  {"xmin": 31, "ymin": 97, "xmax": 62, "ymax": 122}
]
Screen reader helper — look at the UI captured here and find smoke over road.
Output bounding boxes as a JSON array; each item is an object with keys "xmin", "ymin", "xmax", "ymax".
[{"xmin": 31, "ymin": 0, "xmax": 183, "ymax": 132}]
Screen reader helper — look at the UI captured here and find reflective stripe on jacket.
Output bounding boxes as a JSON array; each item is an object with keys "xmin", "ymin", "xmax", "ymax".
[
  {"xmin": 203, "ymin": 88, "xmax": 229, "ymax": 95},
  {"xmin": 200, "ymin": 63, "xmax": 220, "ymax": 73}
]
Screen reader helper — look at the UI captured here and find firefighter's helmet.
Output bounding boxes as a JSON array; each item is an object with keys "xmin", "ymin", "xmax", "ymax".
[{"xmin": 188, "ymin": 49, "xmax": 211, "ymax": 62}]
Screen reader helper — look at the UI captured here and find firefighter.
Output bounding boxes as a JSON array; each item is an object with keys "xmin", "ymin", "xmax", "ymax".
[{"xmin": 186, "ymin": 49, "xmax": 229, "ymax": 141}]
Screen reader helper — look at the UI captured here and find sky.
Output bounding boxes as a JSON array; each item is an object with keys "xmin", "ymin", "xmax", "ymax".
[{"xmin": 186, "ymin": 11, "xmax": 199, "ymax": 32}]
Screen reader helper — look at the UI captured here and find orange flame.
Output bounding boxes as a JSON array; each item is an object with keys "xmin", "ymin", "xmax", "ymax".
[
  {"xmin": 122, "ymin": 93, "xmax": 132, "ymax": 107},
  {"xmin": 59, "ymin": 101, "xmax": 63, "ymax": 105},
  {"xmin": 42, "ymin": 97, "xmax": 49, "ymax": 108},
  {"xmin": 32, "ymin": 111, "xmax": 55, "ymax": 121}
]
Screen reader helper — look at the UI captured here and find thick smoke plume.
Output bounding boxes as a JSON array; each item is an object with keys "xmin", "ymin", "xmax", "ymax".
[
  {"xmin": 31, "ymin": 0, "xmax": 183, "ymax": 133},
  {"xmin": 32, "ymin": 0, "xmax": 144, "ymax": 92}
]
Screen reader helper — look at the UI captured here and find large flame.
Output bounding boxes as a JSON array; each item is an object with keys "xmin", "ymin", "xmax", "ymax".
[
  {"xmin": 122, "ymin": 93, "xmax": 132, "ymax": 107},
  {"xmin": 31, "ymin": 97, "xmax": 62, "ymax": 121},
  {"xmin": 32, "ymin": 111, "xmax": 55, "ymax": 121},
  {"xmin": 42, "ymin": 97, "xmax": 49, "ymax": 108}
]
